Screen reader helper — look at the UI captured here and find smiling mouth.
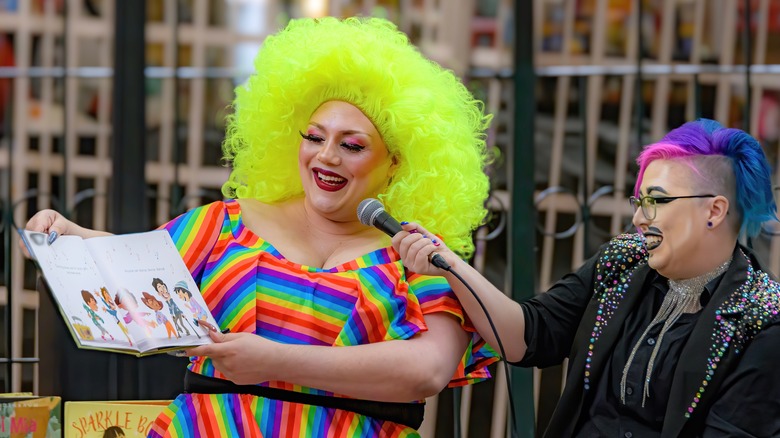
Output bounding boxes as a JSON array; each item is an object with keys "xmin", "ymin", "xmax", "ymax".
[{"xmin": 313, "ymin": 169, "xmax": 347, "ymax": 192}]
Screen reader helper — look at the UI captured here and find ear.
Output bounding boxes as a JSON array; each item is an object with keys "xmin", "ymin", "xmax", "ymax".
[
  {"xmin": 386, "ymin": 155, "xmax": 399, "ymax": 182},
  {"xmin": 390, "ymin": 154, "xmax": 399, "ymax": 169},
  {"xmin": 707, "ymin": 195, "xmax": 730, "ymax": 228}
]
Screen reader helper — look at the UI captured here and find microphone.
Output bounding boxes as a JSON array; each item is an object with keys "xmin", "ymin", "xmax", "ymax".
[{"xmin": 357, "ymin": 198, "xmax": 450, "ymax": 270}]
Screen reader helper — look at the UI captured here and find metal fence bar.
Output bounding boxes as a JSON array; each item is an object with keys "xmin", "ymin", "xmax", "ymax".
[{"xmin": 510, "ymin": 1, "xmax": 536, "ymax": 437}]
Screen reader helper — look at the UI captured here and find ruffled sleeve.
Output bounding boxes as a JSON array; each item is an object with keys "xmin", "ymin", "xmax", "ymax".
[
  {"xmin": 407, "ymin": 271, "xmax": 499, "ymax": 387},
  {"xmin": 159, "ymin": 201, "xmax": 226, "ymax": 283},
  {"xmin": 331, "ymin": 255, "xmax": 498, "ymax": 387}
]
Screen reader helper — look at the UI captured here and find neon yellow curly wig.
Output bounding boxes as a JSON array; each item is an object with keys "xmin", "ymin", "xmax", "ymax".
[{"xmin": 222, "ymin": 17, "xmax": 492, "ymax": 258}]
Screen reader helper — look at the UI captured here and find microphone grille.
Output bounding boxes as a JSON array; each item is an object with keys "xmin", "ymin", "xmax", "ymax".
[{"xmin": 357, "ymin": 198, "xmax": 384, "ymax": 227}]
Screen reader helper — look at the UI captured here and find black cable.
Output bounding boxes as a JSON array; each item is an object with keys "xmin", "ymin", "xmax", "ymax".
[{"xmin": 443, "ymin": 265, "xmax": 520, "ymax": 438}]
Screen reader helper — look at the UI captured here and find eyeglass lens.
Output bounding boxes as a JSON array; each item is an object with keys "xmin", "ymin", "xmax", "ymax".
[{"xmin": 629, "ymin": 196, "xmax": 656, "ymax": 220}]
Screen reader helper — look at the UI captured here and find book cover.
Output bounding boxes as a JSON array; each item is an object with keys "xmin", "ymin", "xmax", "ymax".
[
  {"xmin": 64, "ymin": 401, "xmax": 170, "ymax": 438},
  {"xmin": 20, "ymin": 229, "xmax": 219, "ymax": 356},
  {"xmin": 0, "ymin": 395, "xmax": 62, "ymax": 438}
]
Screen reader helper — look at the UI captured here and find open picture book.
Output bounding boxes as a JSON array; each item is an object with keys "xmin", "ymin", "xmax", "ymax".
[{"xmin": 19, "ymin": 229, "xmax": 218, "ymax": 356}]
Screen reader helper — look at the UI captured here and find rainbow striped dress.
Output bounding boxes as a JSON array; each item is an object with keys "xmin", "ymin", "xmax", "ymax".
[{"xmin": 149, "ymin": 200, "xmax": 497, "ymax": 437}]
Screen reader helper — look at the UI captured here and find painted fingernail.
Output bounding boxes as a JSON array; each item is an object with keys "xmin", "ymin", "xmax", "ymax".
[
  {"xmin": 47, "ymin": 231, "xmax": 58, "ymax": 245},
  {"xmin": 432, "ymin": 239, "xmax": 440, "ymax": 246},
  {"xmin": 409, "ymin": 229, "xmax": 418, "ymax": 234},
  {"xmin": 422, "ymin": 234, "xmax": 428, "ymax": 238},
  {"xmin": 221, "ymin": 328, "xmax": 231, "ymax": 334},
  {"xmin": 400, "ymin": 221, "xmax": 409, "ymax": 225}
]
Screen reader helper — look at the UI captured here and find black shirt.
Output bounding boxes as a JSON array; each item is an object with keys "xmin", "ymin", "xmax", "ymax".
[
  {"xmin": 516, "ymin": 247, "xmax": 780, "ymax": 437},
  {"xmin": 575, "ymin": 271, "xmax": 719, "ymax": 438}
]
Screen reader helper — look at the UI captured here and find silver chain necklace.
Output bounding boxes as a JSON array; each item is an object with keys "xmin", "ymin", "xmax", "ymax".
[{"xmin": 620, "ymin": 257, "xmax": 732, "ymax": 406}]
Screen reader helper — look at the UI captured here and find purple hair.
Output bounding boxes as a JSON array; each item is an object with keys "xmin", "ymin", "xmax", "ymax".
[{"xmin": 635, "ymin": 119, "xmax": 777, "ymax": 237}]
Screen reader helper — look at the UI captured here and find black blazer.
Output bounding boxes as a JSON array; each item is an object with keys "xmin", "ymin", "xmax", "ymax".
[{"xmin": 540, "ymin": 234, "xmax": 780, "ymax": 437}]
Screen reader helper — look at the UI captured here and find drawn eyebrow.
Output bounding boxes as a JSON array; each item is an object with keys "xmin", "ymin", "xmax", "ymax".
[
  {"xmin": 645, "ymin": 185, "xmax": 669, "ymax": 195},
  {"xmin": 308, "ymin": 122, "xmax": 373, "ymax": 138}
]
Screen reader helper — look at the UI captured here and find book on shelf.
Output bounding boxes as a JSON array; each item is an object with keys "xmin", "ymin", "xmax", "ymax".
[
  {"xmin": 0, "ymin": 394, "xmax": 62, "ymax": 438},
  {"xmin": 64, "ymin": 400, "xmax": 170, "ymax": 438},
  {"xmin": 20, "ymin": 229, "xmax": 218, "ymax": 357}
]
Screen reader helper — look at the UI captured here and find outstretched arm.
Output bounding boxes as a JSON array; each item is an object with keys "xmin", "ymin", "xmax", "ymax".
[
  {"xmin": 187, "ymin": 312, "xmax": 469, "ymax": 402},
  {"xmin": 392, "ymin": 223, "xmax": 527, "ymax": 363}
]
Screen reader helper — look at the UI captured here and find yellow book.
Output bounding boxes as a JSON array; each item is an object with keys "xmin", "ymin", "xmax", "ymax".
[
  {"xmin": 0, "ymin": 395, "xmax": 62, "ymax": 438},
  {"xmin": 64, "ymin": 401, "xmax": 170, "ymax": 438}
]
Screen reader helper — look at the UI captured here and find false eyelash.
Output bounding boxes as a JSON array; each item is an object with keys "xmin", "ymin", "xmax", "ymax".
[
  {"xmin": 299, "ymin": 131, "xmax": 322, "ymax": 142},
  {"xmin": 298, "ymin": 131, "xmax": 325, "ymax": 143},
  {"xmin": 340, "ymin": 142, "xmax": 364, "ymax": 152}
]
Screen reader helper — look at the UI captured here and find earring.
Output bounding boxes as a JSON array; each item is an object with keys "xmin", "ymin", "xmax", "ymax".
[{"xmin": 707, "ymin": 221, "xmax": 713, "ymax": 228}]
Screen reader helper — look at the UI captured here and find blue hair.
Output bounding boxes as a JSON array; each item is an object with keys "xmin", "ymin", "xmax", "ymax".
[{"xmin": 638, "ymin": 118, "xmax": 777, "ymax": 237}]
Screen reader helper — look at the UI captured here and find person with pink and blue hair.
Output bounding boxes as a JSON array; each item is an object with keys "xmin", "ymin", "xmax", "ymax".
[{"xmin": 395, "ymin": 119, "xmax": 780, "ymax": 437}]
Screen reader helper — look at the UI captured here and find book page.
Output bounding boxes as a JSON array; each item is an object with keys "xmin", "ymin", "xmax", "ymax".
[
  {"xmin": 20, "ymin": 230, "xmax": 140, "ymax": 353},
  {"xmin": 84, "ymin": 230, "xmax": 216, "ymax": 352}
]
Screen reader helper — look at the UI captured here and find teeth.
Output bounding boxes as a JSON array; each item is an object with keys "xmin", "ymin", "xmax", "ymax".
[
  {"xmin": 317, "ymin": 172, "xmax": 345, "ymax": 184},
  {"xmin": 645, "ymin": 235, "xmax": 662, "ymax": 250}
]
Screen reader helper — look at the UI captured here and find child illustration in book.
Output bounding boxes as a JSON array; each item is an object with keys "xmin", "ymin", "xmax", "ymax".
[
  {"xmin": 151, "ymin": 278, "xmax": 196, "ymax": 338},
  {"xmin": 141, "ymin": 291, "xmax": 178, "ymax": 339},
  {"xmin": 114, "ymin": 288, "xmax": 156, "ymax": 336},
  {"xmin": 102, "ymin": 426, "xmax": 125, "ymax": 438},
  {"xmin": 98, "ymin": 287, "xmax": 133, "ymax": 345},
  {"xmin": 173, "ymin": 280, "xmax": 208, "ymax": 327},
  {"xmin": 81, "ymin": 289, "xmax": 113, "ymax": 341}
]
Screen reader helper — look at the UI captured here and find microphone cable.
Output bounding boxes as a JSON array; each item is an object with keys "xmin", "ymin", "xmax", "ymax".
[
  {"xmin": 441, "ymin": 264, "xmax": 520, "ymax": 438},
  {"xmin": 355, "ymin": 198, "xmax": 522, "ymax": 436}
]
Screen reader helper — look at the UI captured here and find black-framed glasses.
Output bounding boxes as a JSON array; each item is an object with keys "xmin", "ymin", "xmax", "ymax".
[{"xmin": 629, "ymin": 194, "xmax": 716, "ymax": 220}]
